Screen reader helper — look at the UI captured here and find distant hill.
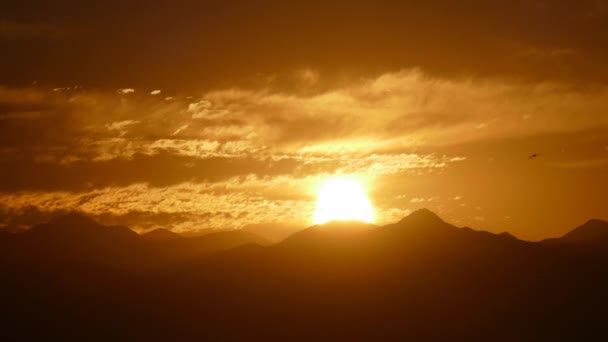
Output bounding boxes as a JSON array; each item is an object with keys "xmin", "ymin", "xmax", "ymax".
[
  {"xmin": 26, "ymin": 212, "xmax": 139, "ymax": 242},
  {"xmin": 0, "ymin": 213, "xmax": 269, "ymax": 270},
  {"xmin": 542, "ymin": 219, "xmax": 608, "ymax": 246},
  {"xmin": 141, "ymin": 228, "xmax": 183, "ymax": 241},
  {"xmin": 153, "ymin": 230, "xmax": 271, "ymax": 265},
  {"xmin": 242, "ymin": 222, "xmax": 305, "ymax": 242},
  {"xmin": 1, "ymin": 209, "xmax": 608, "ymax": 340},
  {"xmin": 280, "ymin": 220, "xmax": 376, "ymax": 247},
  {"xmin": 274, "ymin": 209, "xmax": 528, "ymax": 262},
  {"xmin": 8, "ymin": 213, "xmax": 141, "ymax": 269}
]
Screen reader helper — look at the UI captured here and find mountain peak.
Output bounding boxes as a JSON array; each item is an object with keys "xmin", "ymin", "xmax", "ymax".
[
  {"xmin": 142, "ymin": 228, "xmax": 183, "ymax": 241},
  {"xmin": 27, "ymin": 212, "xmax": 101, "ymax": 236},
  {"xmin": 26, "ymin": 213, "xmax": 138, "ymax": 242},
  {"xmin": 398, "ymin": 208, "xmax": 444, "ymax": 226},
  {"xmin": 561, "ymin": 219, "xmax": 608, "ymax": 242}
]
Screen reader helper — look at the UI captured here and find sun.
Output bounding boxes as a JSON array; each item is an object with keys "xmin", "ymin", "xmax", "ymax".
[{"xmin": 313, "ymin": 177, "xmax": 374, "ymax": 224}]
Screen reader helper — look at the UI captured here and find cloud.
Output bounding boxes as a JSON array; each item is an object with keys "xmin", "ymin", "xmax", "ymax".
[
  {"xmin": 0, "ymin": 69, "xmax": 605, "ymax": 181},
  {"xmin": 105, "ymin": 120, "xmax": 140, "ymax": 131},
  {"xmin": 188, "ymin": 100, "xmax": 229, "ymax": 119},
  {"xmin": 0, "ymin": 69, "xmax": 607, "ymax": 235},
  {"xmin": 2, "ymin": 1, "xmax": 608, "ymax": 91},
  {"xmin": 295, "ymin": 68, "xmax": 320, "ymax": 85},
  {"xmin": 105, "ymin": 120, "xmax": 140, "ymax": 137},
  {"xmin": 513, "ymin": 44, "xmax": 579, "ymax": 60},
  {"xmin": 171, "ymin": 124, "xmax": 189, "ymax": 136},
  {"xmin": 194, "ymin": 70, "xmax": 608, "ymax": 152},
  {"xmin": 0, "ymin": 152, "xmax": 312, "ymax": 192},
  {"xmin": 3, "ymin": 70, "xmax": 608, "ymax": 165},
  {"xmin": 0, "ymin": 182, "xmax": 317, "ymax": 231},
  {"xmin": 117, "ymin": 88, "xmax": 135, "ymax": 94},
  {"xmin": 1, "ymin": 0, "xmax": 607, "ymax": 238}
]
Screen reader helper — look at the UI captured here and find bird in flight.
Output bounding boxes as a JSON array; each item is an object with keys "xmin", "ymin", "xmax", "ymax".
[{"xmin": 528, "ymin": 154, "xmax": 538, "ymax": 160}]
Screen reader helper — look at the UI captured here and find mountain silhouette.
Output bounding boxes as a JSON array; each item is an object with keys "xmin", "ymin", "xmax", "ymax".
[
  {"xmin": 543, "ymin": 219, "xmax": 608, "ymax": 246},
  {"xmin": 141, "ymin": 228, "xmax": 183, "ymax": 241},
  {"xmin": 394, "ymin": 207, "xmax": 444, "ymax": 226},
  {"xmin": 7, "ymin": 213, "xmax": 141, "ymax": 269},
  {"xmin": 242, "ymin": 222, "xmax": 305, "ymax": 242},
  {"xmin": 1, "ymin": 210, "xmax": 607, "ymax": 340},
  {"xmin": 25, "ymin": 212, "xmax": 139, "ymax": 243},
  {"xmin": 153, "ymin": 230, "xmax": 271, "ymax": 265},
  {"xmin": 280, "ymin": 220, "xmax": 376, "ymax": 246},
  {"xmin": 1, "ymin": 213, "xmax": 269, "ymax": 271}
]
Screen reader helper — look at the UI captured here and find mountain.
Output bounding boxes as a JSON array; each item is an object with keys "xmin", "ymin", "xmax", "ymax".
[
  {"xmin": 542, "ymin": 219, "xmax": 608, "ymax": 246},
  {"xmin": 8, "ymin": 213, "xmax": 141, "ymax": 269},
  {"xmin": 380, "ymin": 209, "xmax": 528, "ymax": 252},
  {"xmin": 242, "ymin": 222, "xmax": 306, "ymax": 242},
  {"xmin": 152, "ymin": 230, "xmax": 271, "ymax": 265},
  {"xmin": 184, "ymin": 210, "xmax": 608, "ymax": 340},
  {"xmin": 272, "ymin": 209, "xmax": 530, "ymax": 264},
  {"xmin": 0, "ymin": 230, "xmax": 16, "ymax": 252},
  {"xmin": 141, "ymin": 228, "xmax": 183, "ymax": 241},
  {"xmin": 1, "ymin": 213, "xmax": 269, "ymax": 270},
  {"xmin": 26, "ymin": 212, "xmax": 138, "ymax": 242},
  {"xmin": 1, "ymin": 209, "xmax": 608, "ymax": 340},
  {"xmin": 393, "ymin": 207, "xmax": 444, "ymax": 227},
  {"xmin": 280, "ymin": 220, "xmax": 376, "ymax": 245},
  {"xmin": 562, "ymin": 219, "xmax": 608, "ymax": 241}
]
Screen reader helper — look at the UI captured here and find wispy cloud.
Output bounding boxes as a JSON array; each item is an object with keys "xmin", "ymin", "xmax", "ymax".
[
  {"xmin": 171, "ymin": 124, "xmax": 189, "ymax": 136},
  {"xmin": 0, "ymin": 69, "xmax": 607, "ymax": 235},
  {"xmin": 188, "ymin": 100, "xmax": 229, "ymax": 119},
  {"xmin": 105, "ymin": 120, "xmax": 140, "ymax": 136},
  {"xmin": 117, "ymin": 88, "xmax": 135, "ymax": 94}
]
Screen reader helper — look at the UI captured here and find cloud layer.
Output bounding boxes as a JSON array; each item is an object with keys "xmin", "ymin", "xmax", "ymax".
[{"xmin": 0, "ymin": 68, "xmax": 607, "ymax": 239}]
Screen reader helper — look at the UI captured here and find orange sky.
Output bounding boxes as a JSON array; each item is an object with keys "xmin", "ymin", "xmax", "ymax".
[{"xmin": 0, "ymin": 1, "xmax": 607, "ymax": 240}]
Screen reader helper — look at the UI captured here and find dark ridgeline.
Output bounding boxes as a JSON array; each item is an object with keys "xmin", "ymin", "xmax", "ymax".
[{"xmin": 1, "ymin": 210, "xmax": 608, "ymax": 341}]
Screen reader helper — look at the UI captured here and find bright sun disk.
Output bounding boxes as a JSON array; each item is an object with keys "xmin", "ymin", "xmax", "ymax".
[{"xmin": 313, "ymin": 177, "xmax": 374, "ymax": 224}]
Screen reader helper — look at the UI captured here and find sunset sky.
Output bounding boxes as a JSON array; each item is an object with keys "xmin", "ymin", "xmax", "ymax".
[{"xmin": 1, "ymin": 1, "xmax": 607, "ymax": 240}]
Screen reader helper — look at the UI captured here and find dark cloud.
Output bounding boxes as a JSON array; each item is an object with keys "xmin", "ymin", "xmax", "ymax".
[{"xmin": 1, "ymin": 1, "xmax": 607, "ymax": 90}]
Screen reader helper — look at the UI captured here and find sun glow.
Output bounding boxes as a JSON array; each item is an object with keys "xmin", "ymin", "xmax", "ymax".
[{"xmin": 313, "ymin": 177, "xmax": 374, "ymax": 224}]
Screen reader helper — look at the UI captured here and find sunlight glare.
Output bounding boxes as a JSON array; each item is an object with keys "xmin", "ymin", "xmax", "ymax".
[{"xmin": 313, "ymin": 177, "xmax": 374, "ymax": 224}]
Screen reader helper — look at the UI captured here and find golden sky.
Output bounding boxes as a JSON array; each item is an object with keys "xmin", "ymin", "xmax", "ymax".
[{"xmin": 0, "ymin": 1, "xmax": 607, "ymax": 239}]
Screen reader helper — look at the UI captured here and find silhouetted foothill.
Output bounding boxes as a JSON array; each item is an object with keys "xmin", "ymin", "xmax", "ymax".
[
  {"xmin": 26, "ymin": 212, "xmax": 138, "ymax": 242},
  {"xmin": 1, "ymin": 210, "xmax": 608, "ymax": 340},
  {"xmin": 141, "ymin": 228, "xmax": 183, "ymax": 241},
  {"xmin": 560, "ymin": 219, "xmax": 608, "ymax": 243}
]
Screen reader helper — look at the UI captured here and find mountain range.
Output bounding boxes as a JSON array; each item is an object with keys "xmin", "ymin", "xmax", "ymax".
[{"xmin": 1, "ymin": 209, "xmax": 607, "ymax": 341}]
